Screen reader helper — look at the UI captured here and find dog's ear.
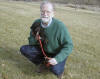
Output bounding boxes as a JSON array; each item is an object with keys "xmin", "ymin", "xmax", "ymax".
[
  {"xmin": 31, "ymin": 22, "xmax": 41, "ymax": 31},
  {"xmin": 31, "ymin": 22, "xmax": 41, "ymax": 36}
]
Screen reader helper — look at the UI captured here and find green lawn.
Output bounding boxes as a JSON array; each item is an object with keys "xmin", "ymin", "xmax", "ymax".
[{"xmin": 0, "ymin": 1, "xmax": 100, "ymax": 79}]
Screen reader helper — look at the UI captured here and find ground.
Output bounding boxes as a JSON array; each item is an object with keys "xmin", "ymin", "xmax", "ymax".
[{"xmin": 0, "ymin": 1, "xmax": 100, "ymax": 79}]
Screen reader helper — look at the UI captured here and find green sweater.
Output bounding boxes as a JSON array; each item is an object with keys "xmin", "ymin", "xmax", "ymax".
[{"xmin": 28, "ymin": 18, "xmax": 73, "ymax": 63}]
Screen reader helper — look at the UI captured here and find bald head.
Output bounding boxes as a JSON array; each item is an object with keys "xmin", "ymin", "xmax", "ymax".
[{"xmin": 40, "ymin": 1, "xmax": 54, "ymax": 11}]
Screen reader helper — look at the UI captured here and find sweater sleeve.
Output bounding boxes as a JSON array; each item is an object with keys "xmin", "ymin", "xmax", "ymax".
[{"xmin": 55, "ymin": 22, "xmax": 73, "ymax": 63}]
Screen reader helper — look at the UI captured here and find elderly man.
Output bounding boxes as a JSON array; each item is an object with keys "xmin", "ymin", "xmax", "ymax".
[{"xmin": 20, "ymin": 1, "xmax": 73, "ymax": 79}]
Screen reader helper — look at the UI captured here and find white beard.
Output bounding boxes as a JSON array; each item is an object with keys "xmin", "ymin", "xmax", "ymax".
[
  {"xmin": 41, "ymin": 17, "xmax": 50, "ymax": 23},
  {"xmin": 40, "ymin": 14, "xmax": 54, "ymax": 23}
]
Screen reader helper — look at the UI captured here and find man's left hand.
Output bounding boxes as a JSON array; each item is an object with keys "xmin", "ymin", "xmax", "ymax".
[{"xmin": 48, "ymin": 58, "xmax": 57, "ymax": 65}]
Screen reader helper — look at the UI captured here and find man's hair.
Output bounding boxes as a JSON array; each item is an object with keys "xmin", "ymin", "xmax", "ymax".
[{"xmin": 40, "ymin": 1, "xmax": 55, "ymax": 11}]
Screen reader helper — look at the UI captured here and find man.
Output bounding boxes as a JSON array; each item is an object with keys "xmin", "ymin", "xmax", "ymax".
[{"xmin": 20, "ymin": 1, "xmax": 73, "ymax": 79}]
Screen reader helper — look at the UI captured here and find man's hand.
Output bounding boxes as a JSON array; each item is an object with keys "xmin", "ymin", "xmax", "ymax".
[{"xmin": 48, "ymin": 58, "xmax": 57, "ymax": 65}]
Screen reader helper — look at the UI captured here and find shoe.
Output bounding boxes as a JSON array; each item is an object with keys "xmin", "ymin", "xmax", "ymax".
[
  {"xmin": 57, "ymin": 72, "xmax": 64, "ymax": 79},
  {"xmin": 35, "ymin": 64, "xmax": 47, "ymax": 73}
]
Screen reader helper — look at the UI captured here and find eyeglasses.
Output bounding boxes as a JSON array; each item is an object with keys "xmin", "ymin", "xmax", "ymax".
[{"xmin": 41, "ymin": 10, "xmax": 52, "ymax": 14}]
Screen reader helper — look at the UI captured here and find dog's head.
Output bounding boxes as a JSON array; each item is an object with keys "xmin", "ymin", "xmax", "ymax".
[{"xmin": 31, "ymin": 22, "xmax": 48, "ymax": 45}]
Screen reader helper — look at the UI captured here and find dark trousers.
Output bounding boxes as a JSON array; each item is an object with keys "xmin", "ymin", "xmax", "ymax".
[{"xmin": 20, "ymin": 45, "xmax": 67, "ymax": 76}]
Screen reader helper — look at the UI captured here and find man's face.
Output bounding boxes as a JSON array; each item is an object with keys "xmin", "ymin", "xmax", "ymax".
[{"xmin": 40, "ymin": 4, "xmax": 54, "ymax": 24}]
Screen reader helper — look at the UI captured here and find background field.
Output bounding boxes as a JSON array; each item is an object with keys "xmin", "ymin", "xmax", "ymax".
[
  {"xmin": 0, "ymin": 1, "xmax": 100, "ymax": 79},
  {"xmin": 1, "ymin": 0, "xmax": 100, "ymax": 6}
]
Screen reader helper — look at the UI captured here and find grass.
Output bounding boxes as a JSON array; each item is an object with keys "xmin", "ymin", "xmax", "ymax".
[{"xmin": 0, "ymin": 1, "xmax": 100, "ymax": 79}]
